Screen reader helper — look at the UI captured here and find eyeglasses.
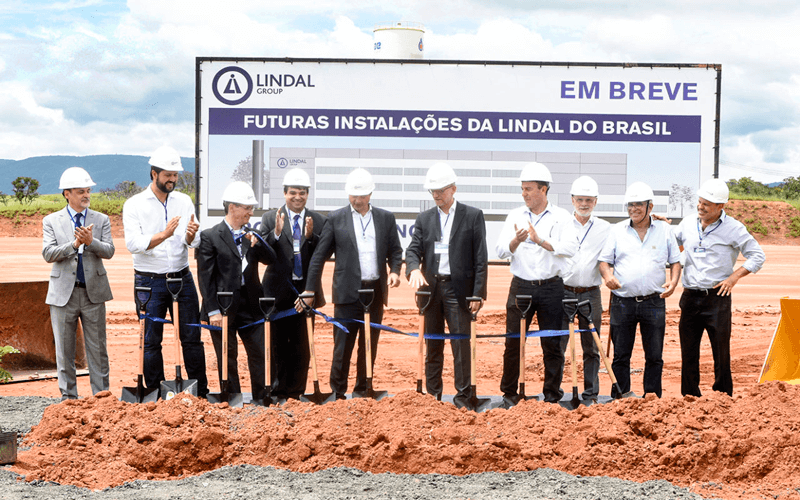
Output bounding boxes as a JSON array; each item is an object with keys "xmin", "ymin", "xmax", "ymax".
[
  {"xmin": 626, "ymin": 201, "xmax": 648, "ymax": 208},
  {"xmin": 428, "ymin": 184, "xmax": 454, "ymax": 197},
  {"xmin": 233, "ymin": 203, "xmax": 256, "ymax": 212}
]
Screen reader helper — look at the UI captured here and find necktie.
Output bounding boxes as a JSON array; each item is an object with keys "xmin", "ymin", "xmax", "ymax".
[
  {"xmin": 75, "ymin": 213, "xmax": 85, "ymax": 284},
  {"xmin": 293, "ymin": 214, "xmax": 302, "ymax": 279}
]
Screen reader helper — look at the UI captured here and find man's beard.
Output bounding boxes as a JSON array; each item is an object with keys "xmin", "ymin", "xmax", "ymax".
[{"xmin": 156, "ymin": 179, "xmax": 175, "ymax": 193}]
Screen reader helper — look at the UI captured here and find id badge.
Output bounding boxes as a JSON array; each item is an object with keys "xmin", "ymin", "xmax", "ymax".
[
  {"xmin": 293, "ymin": 239, "xmax": 300, "ymax": 253},
  {"xmin": 435, "ymin": 241, "xmax": 449, "ymax": 254},
  {"xmin": 693, "ymin": 247, "xmax": 708, "ymax": 259}
]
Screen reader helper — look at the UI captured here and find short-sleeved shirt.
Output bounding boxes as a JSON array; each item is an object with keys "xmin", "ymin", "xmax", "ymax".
[{"xmin": 563, "ymin": 214, "xmax": 612, "ymax": 288}]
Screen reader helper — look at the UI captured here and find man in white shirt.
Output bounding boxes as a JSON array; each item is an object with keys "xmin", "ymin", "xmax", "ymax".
[
  {"xmin": 496, "ymin": 162, "xmax": 578, "ymax": 404},
  {"xmin": 123, "ymin": 146, "xmax": 208, "ymax": 398},
  {"xmin": 599, "ymin": 181, "xmax": 681, "ymax": 398},
  {"xmin": 674, "ymin": 178, "xmax": 765, "ymax": 397},
  {"xmin": 561, "ymin": 176, "xmax": 611, "ymax": 402}
]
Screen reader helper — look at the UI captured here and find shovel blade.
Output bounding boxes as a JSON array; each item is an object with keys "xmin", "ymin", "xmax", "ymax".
[
  {"xmin": 558, "ymin": 387, "xmax": 583, "ymax": 411},
  {"xmin": 300, "ymin": 391, "xmax": 335, "ymax": 405},
  {"xmin": 464, "ymin": 395, "xmax": 493, "ymax": 413},
  {"xmin": 120, "ymin": 384, "xmax": 159, "ymax": 404},
  {"xmin": 251, "ymin": 388, "xmax": 285, "ymax": 407},
  {"xmin": 352, "ymin": 388, "xmax": 389, "ymax": 401},
  {"xmin": 207, "ymin": 391, "xmax": 244, "ymax": 408},
  {"xmin": 160, "ymin": 378, "xmax": 199, "ymax": 400}
]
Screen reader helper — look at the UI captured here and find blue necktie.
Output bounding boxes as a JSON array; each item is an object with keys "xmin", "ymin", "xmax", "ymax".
[
  {"xmin": 75, "ymin": 213, "xmax": 85, "ymax": 284},
  {"xmin": 293, "ymin": 214, "xmax": 302, "ymax": 279}
]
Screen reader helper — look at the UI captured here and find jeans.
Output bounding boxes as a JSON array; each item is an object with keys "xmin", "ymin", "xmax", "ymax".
[
  {"xmin": 424, "ymin": 280, "xmax": 471, "ymax": 405},
  {"xmin": 500, "ymin": 276, "xmax": 566, "ymax": 403},
  {"xmin": 562, "ymin": 287, "xmax": 602, "ymax": 399},
  {"xmin": 679, "ymin": 290, "xmax": 733, "ymax": 396},
  {"xmin": 609, "ymin": 293, "xmax": 665, "ymax": 397},
  {"xmin": 135, "ymin": 272, "xmax": 208, "ymax": 397}
]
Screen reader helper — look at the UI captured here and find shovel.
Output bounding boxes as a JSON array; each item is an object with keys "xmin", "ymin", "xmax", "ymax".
[
  {"xmin": 559, "ymin": 298, "xmax": 583, "ymax": 410},
  {"xmin": 251, "ymin": 297, "xmax": 280, "ymax": 407},
  {"xmin": 576, "ymin": 300, "xmax": 637, "ymax": 400},
  {"xmin": 160, "ymin": 278, "xmax": 198, "ymax": 400},
  {"xmin": 298, "ymin": 292, "xmax": 335, "ymax": 405},
  {"xmin": 414, "ymin": 290, "xmax": 432, "ymax": 395},
  {"xmin": 503, "ymin": 294, "xmax": 536, "ymax": 407},
  {"xmin": 464, "ymin": 297, "xmax": 492, "ymax": 413},
  {"xmin": 121, "ymin": 287, "xmax": 160, "ymax": 403},
  {"xmin": 207, "ymin": 291, "xmax": 243, "ymax": 408},
  {"xmin": 352, "ymin": 289, "xmax": 388, "ymax": 401}
]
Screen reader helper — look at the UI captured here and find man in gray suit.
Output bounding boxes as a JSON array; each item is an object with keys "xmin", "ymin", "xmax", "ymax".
[{"xmin": 42, "ymin": 167, "xmax": 115, "ymax": 400}]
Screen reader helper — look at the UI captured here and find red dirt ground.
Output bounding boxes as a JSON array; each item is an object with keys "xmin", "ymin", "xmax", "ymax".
[{"xmin": 2, "ymin": 204, "xmax": 800, "ymax": 500}]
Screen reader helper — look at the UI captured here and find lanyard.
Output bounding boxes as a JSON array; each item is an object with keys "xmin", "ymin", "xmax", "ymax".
[
  {"xmin": 66, "ymin": 207, "xmax": 85, "ymax": 228},
  {"xmin": 578, "ymin": 219, "xmax": 594, "ymax": 248},
  {"xmin": 159, "ymin": 196, "xmax": 169, "ymax": 225},
  {"xmin": 696, "ymin": 216, "xmax": 723, "ymax": 246},
  {"xmin": 439, "ymin": 210, "xmax": 452, "ymax": 241},
  {"xmin": 359, "ymin": 212, "xmax": 373, "ymax": 239},
  {"xmin": 527, "ymin": 209, "xmax": 549, "ymax": 228}
]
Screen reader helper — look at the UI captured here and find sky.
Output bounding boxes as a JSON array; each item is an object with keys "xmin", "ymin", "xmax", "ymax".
[{"xmin": 1, "ymin": 0, "xmax": 798, "ymax": 184}]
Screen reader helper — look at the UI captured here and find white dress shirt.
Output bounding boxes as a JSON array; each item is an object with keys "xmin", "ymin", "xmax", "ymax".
[
  {"xmin": 123, "ymin": 186, "xmax": 199, "ymax": 273},
  {"xmin": 563, "ymin": 214, "xmax": 612, "ymax": 288},
  {"xmin": 436, "ymin": 200, "xmax": 457, "ymax": 276},
  {"xmin": 496, "ymin": 202, "xmax": 578, "ymax": 280},
  {"xmin": 351, "ymin": 204, "xmax": 379, "ymax": 281},
  {"xmin": 599, "ymin": 216, "xmax": 681, "ymax": 298},
  {"xmin": 674, "ymin": 211, "xmax": 765, "ymax": 289}
]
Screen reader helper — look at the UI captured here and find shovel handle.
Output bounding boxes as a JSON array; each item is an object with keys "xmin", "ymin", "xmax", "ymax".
[
  {"xmin": 516, "ymin": 294, "xmax": 532, "ymax": 390},
  {"xmin": 298, "ymin": 292, "xmax": 315, "ymax": 316},
  {"xmin": 221, "ymin": 313, "xmax": 229, "ymax": 382},
  {"xmin": 562, "ymin": 298, "xmax": 578, "ymax": 321},
  {"xmin": 305, "ymin": 313, "xmax": 320, "ymax": 383},
  {"xmin": 415, "ymin": 290, "xmax": 432, "ymax": 315},
  {"xmin": 466, "ymin": 296, "xmax": 483, "ymax": 322},
  {"xmin": 591, "ymin": 324, "xmax": 620, "ymax": 386},
  {"xmin": 358, "ymin": 288, "xmax": 375, "ymax": 311},
  {"xmin": 259, "ymin": 297, "xmax": 276, "ymax": 319},
  {"xmin": 364, "ymin": 310, "xmax": 373, "ymax": 379},
  {"xmin": 259, "ymin": 297, "xmax": 276, "ymax": 389},
  {"xmin": 466, "ymin": 297, "xmax": 482, "ymax": 387},
  {"xmin": 569, "ymin": 319, "xmax": 578, "ymax": 390},
  {"xmin": 217, "ymin": 291, "xmax": 234, "ymax": 316},
  {"xmin": 134, "ymin": 286, "xmax": 152, "ymax": 313},
  {"xmin": 166, "ymin": 277, "xmax": 183, "ymax": 301}
]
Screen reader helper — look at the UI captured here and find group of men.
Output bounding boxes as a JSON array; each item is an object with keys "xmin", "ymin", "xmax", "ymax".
[{"xmin": 43, "ymin": 148, "xmax": 765, "ymax": 405}]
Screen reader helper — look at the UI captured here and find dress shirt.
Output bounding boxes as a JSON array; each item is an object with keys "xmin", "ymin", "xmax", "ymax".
[
  {"xmin": 123, "ymin": 186, "xmax": 199, "ymax": 273},
  {"xmin": 496, "ymin": 203, "xmax": 578, "ymax": 280},
  {"xmin": 674, "ymin": 211, "xmax": 765, "ymax": 289},
  {"xmin": 351, "ymin": 204, "xmax": 379, "ymax": 281},
  {"xmin": 286, "ymin": 207, "xmax": 306, "ymax": 280},
  {"xmin": 436, "ymin": 200, "xmax": 457, "ymax": 276},
  {"xmin": 599, "ymin": 216, "xmax": 681, "ymax": 298},
  {"xmin": 563, "ymin": 214, "xmax": 612, "ymax": 288}
]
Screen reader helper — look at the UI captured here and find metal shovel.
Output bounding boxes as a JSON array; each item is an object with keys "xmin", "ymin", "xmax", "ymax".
[
  {"xmin": 352, "ymin": 289, "xmax": 388, "ymax": 401},
  {"xmin": 207, "ymin": 291, "xmax": 243, "ymax": 407},
  {"xmin": 464, "ymin": 297, "xmax": 492, "ymax": 413},
  {"xmin": 121, "ymin": 287, "xmax": 159, "ymax": 403},
  {"xmin": 160, "ymin": 278, "xmax": 198, "ymax": 400},
  {"xmin": 251, "ymin": 297, "xmax": 281, "ymax": 407},
  {"xmin": 414, "ymin": 290, "xmax": 432, "ymax": 395},
  {"xmin": 559, "ymin": 298, "xmax": 583, "ymax": 410},
  {"xmin": 502, "ymin": 294, "xmax": 536, "ymax": 408},
  {"xmin": 298, "ymin": 292, "xmax": 335, "ymax": 405},
  {"xmin": 576, "ymin": 300, "xmax": 637, "ymax": 400}
]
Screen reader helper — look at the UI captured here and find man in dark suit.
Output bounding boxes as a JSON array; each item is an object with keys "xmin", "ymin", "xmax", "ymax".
[
  {"xmin": 197, "ymin": 182, "xmax": 276, "ymax": 398},
  {"xmin": 303, "ymin": 168, "xmax": 403, "ymax": 399},
  {"xmin": 406, "ymin": 162, "xmax": 488, "ymax": 408},
  {"xmin": 259, "ymin": 168, "xmax": 327, "ymax": 400}
]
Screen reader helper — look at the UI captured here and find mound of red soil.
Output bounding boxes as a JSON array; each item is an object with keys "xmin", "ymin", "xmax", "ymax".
[{"xmin": 12, "ymin": 383, "xmax": 800, "ymax": 499}]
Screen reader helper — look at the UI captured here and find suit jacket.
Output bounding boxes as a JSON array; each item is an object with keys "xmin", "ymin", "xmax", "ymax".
[
  {"xmin": 260, "ymin": 206, "xmax": 327, "ymax": 309},
  {"xmin": 305, "ymin": 205, "xmax": 403, "ymax": 306},
  {"xmin": 42, "ymin": 207, "xmax": 115, "ymax": 307},
  {"xmin": 197, "ymin": 221, "xmax": 277, "ymax": 321},
  {"xmin": 405, "ymin": 201, "xmax": 488, "ymax": 310}
]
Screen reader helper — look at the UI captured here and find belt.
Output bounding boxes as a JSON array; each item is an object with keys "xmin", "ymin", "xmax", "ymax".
[
  {"xmin": 564, "ymin": 285, "xmax": 599, "ymax": 294},
  {"xmin": 74, "ymin": 282, "xmax": 86, "ymax": 289},
  {"xmin": 134, "ymin": 266, "xmax": 190, "ymax": 280},
  {"xmin": 684, "ymin": 288, "xmax": 716, "ymax": 297},
  {"xmin": 516, "ymin": 276, "xmax": 560, "ymax": 287},
  {"xmin": 361, "ymin": 279, "xmax": 380, "ymax": 289},
  {"xmin": 435, "ymin": 275, "xmax": 451, "ymax": 282},
  {"xmin": 621, "ymin": 292, "xmax": 660, "ymax": 302}
]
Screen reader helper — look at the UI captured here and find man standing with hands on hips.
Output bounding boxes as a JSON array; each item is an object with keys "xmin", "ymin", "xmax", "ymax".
[
  {"xmin": 674, "ymin": 178, "xmax": 765, "ymax": 397},
  {"xmin": 406, "ymin": 162, "xmax": 488, "ymax": 408},
  {"xmin": 259, "ymin": 168, "xmax": 327, "ymax": 400},
  {"xmin": 304, "ymin": 168, "xmax": 403, "ymax": 400},
  {"xmin": 496, "ymin": 162, "xmax": 578, "ymax": 405},
  {"xmin": 599, "ymin": 181, "xmax": 681, "ymax": 398},
  {"xmin": 43, "ymin": 167, "xmax": 115, "ymax": 400},
  {"xmin": 123, "ymin": 146, "xmax": 208, "ymax": 398}
]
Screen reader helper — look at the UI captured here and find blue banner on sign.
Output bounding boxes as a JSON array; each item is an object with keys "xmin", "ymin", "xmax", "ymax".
[{"xmin": 209, "ymin": 108, "xmax": 701, "ymax": 143}]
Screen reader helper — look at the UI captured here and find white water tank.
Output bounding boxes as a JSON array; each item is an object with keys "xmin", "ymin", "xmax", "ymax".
[{"xmin": 373, "ymin": 22, "xmax": 425, "ymax": 59}]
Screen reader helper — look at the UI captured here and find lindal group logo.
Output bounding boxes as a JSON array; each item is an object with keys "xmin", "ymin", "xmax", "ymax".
[{"xmin": 212, "ymin": 66, "xmax": 253, "ymax": 106}]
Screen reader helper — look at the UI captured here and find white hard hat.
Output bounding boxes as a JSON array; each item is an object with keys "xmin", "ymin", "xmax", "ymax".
[
  {"xmin": 222, "ymin": 181, "xmax": 258, "ymax": 206},
  {"xmin": 519, "ymin": 162, "xmax": 553, "ymax": 183},
  {"xmin": 149, "ymin": 146, "xmax": 184, "ymax": 172},
  {"xmin": 424, "ymin": 162, "xmax": 457, "ymax": 190},
  {"xmin": 697, "ymin": 178, "xmax": 729, "ymax": 204},
  {"xmin": 345, "ymin": 168, "xmax": 375, "ymax": 196},
  {"xmin": 624, "ymin": 182, "xmax": 655, "ymax": 204},
  {"xmin": 282, "ymin": 168, "xmax": 311, "ymax": 188},
  {"xmin": 59, "ymin": 167, "xmax": 96, "ymax": 190},
  {"xmin": 570, "ymin": 176, "xmax": 599, "ymax": 197}
]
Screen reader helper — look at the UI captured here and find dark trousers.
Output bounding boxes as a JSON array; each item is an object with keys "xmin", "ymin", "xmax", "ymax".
[
  {"xmin": 561, "ymin": 287, "xmax": 602, "ymax": 399},
  {"xmin": 270, "ymin": 310, "xmax": 310, "ymax": 399},
  {"xmin": 501, "ymin": 276, "xmax": 566, "ymax": 403},
  {"xmin": 610, "ymin": 294, "xmax": 666, "ymax": 397},
  {"xmin": 330, "ymin": 286, "xmax": 384, "ymax": 395},
  {"xmin": 679, "ymin": 290, "xmax": 733, "ymax": 397},
  {"xmin": 210, "ymin": 288, "xmax": 266, "ymax": 397},
  {"xmin": 135, "ymin": 272, "xmax": 209, "ymax": 397},
  {"xmin": 425, "ymin": 280, "xmax": 471, "ymax": 405}
]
